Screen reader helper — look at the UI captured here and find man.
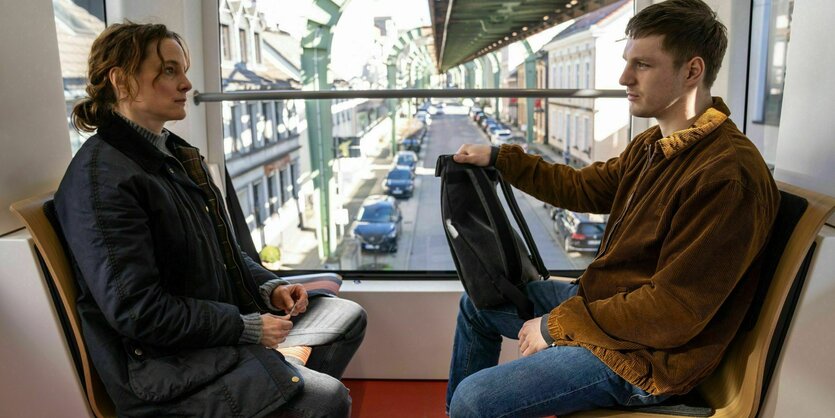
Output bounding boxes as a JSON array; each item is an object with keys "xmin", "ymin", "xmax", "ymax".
[{"xmin": 446, "ymin": 1, "xmax": 780, "ymax": 416}]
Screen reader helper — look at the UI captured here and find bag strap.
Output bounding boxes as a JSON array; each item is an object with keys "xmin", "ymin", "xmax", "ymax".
[
  {"xmin": 498, "ymin": 173, "xmax": 549, "ymax": 279},
  {"xmin": 471, "ymin": 168, "xmax": 535, "ymax": 319}
]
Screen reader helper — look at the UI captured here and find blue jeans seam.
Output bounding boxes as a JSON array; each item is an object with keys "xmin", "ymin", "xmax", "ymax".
[
  {"xmin": 497, "ymin": 370, "xmax": 617, "ymax": 418},
  {"xmin": 625, "ymin": 392, "xmax": 656, "ymax": 406}
]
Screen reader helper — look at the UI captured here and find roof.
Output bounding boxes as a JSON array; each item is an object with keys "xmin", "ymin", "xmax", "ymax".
[
  {"xmin": 53, "ymin": 0, "xmax": 104, "ymax": 79},
  {"xmin": 222, "ymin": 63, "xmax": 297, "ymax": 90},
  {"xmin": 547, "ymin": 0, "xmax": 630, "ymax": 43}
]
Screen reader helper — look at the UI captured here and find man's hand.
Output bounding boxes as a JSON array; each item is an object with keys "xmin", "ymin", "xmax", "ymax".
[
  {"xmin": 518, "ymin": 317, "xmax": 549, "ymax": 357},
  {"xmin": 270, "ymin": 284, "xmax": 309, "ymax": 316},
  {"xmin": 453, "ymin": 144, "xmax": 492, "ymax": 167},
  {"xmin": 260, "ymin": 313, "xmax": 293, "ymax": 347}
]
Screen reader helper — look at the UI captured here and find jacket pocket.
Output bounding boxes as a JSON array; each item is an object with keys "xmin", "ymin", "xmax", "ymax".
[{"xmin": 127, "ymin": 345, "xmax": 239, "ymax": 403}]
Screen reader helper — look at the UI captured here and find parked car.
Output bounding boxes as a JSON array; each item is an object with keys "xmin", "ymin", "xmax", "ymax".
[
  {"xmin": 481, "ymin": 117, "xmax": 496, "ymax": 130},
  {"xmin": 506, "ymin": 135, "xmax": 529, "ymax": 152},
  {"xmin": 468, "ymin": 106, "xmax": 482, "ymax": 119},
  {"xmin": 490, "ymin": 129, "xmax": 513, "ymax": 145},
  {"xmin": 393, "ymin": 150, "xmax": 418, "ymax": 172},
  {"xmin": 553, "ymin": 209, "xmax": 608, "ymax": 253},
  {"xmin": 382, "ymin": 167, "xmax": 415, "ymax": 198},
  {"xmin": 415, "ymin": 110, "xmax": 430, "ymax": 124},
  {"xmin": 351, "ymin": 195, "xmax": 402, "ymax": 252},
  {"xmin": 400, "ymin": 136, "xmax": 422, "ymax": 153}
]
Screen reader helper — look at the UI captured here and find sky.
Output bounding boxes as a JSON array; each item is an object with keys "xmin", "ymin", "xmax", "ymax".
[
  {"xmin": 259, "ymin": 0, "xmax": 431, "ymax": 79},
  {"xmin": 256, "ymin": 0, "xmax": 575, "ymax": 80}
]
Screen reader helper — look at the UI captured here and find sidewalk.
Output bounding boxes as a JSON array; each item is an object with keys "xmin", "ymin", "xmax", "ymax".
[{"xmin": 506, "ymin": 126, "xmax": 588, "ymax": 169}]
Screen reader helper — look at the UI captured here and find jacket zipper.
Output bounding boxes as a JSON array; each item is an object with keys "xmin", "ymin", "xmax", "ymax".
[
  {"xmin": 595, "ymin": 143, "xmax": 656, "ymax": 259},
  {"xmin": 168, "ymin": 157, "xmax": 267, "ymax": 312},
  {"xmin": 202, "ymin": 165, "xmax": 268, "ymax": 312}
]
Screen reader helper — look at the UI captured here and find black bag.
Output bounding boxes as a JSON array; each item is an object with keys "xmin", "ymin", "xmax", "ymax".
[{"xmin": 436, "ymin": 155, "xmax": 549, "ymax": 320}]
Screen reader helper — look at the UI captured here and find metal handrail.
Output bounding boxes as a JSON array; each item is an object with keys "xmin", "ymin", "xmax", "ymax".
[{"xmin": 192, "ymin": 88, "xmax": 625, "ymax": 103}]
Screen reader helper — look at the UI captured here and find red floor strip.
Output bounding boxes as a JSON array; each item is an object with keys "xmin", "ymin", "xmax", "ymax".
[{"xmin": 342, "ymin": 379, "xmax": 448, "ymax": 418}]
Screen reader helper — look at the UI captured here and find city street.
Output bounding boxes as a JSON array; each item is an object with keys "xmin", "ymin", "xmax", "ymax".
[{"xmin": 342, "ymin": 107, "xmax": 595, "ymax": 271}]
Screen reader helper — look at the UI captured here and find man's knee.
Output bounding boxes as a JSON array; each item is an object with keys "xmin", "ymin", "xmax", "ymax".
[
  {"xmin": 322, "ymin": 379, "xmax": 351, "ymax": 417},
  {"xmin": 346, "ymin": 301, "xmax": 367, "ymax": 339},
  {"xmin": 457, "ymin": 293, "xmax": 477, "ymax": 321},
  {"xmin": 448, "ymin": 375, "xmax": 493, "ymax": 417},
  {"xmin": 307, "ymin": 376, "xmax": 351, "ymax": 418}
]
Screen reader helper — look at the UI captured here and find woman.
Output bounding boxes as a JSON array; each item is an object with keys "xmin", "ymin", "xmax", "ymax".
[{"xmin": 55, "ymin": 21, "xmax": 365, "ymax": 417}]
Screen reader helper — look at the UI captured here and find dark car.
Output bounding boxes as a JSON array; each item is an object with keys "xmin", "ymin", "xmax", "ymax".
[
  {"xmin": 553, "ymin": 209, "xmax": 608, "ymax": 253},
  {"xmin": 400, "ymin": 137, "xmax": 422, "ymax": 153},
  {"xmin": 383, "ymin": 167, "xmax": 415, "ymax": 198},
  {"xmin": 393, "ymin": 150, "xmax": 418, "ymax": 172},
  {"xmin": 351, "ymin": 195, "xmax": 402, "ymax": 252}
]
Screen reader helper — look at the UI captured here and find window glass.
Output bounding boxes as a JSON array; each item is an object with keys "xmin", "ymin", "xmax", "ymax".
[
  {"xmin": 358, "ymin": 204, "xmax": 395, "ymax": 223},
  {"xmin": 52, "ymin": 0, "xmax": 106, "ymax": 154},
  {"xmin": 578, "ymin": 223, "xmax": 606, "ymax": 235},
  {"xmin": 221, "ymin": 24, "xmax": 232, "ymax": 60},
  {"xmin": 255, "ymin": 32, "xmax": 262, "ymax": 63},
  {"xmin": 746, "ymin": 0, "xmax": 794, "ymax": 167},
  {"xmin": 239, "ymin": 28, "xmax": 248, "ymax": 63},
  {"xmin": 219, "ymin": 0, "xmax": 633, "ymax": 272}
]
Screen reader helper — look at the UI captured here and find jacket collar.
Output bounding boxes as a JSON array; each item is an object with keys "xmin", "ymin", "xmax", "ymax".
[
  {"xmin": 657, "ymin": 97, "xmax": 730, "ymax": 159},
  {"xmin": 97, "ymin": 113, "xmax": 196, "ymax": 173}
]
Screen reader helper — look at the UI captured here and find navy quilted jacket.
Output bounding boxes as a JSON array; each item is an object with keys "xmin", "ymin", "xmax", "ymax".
[{"xmin": 55, "ymin": 115, "xmax": 300, "ymax": 417}]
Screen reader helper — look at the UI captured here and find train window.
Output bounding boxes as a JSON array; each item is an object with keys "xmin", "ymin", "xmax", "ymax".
[
  {"xmin": 52, "ymin": 0, "xmax": 106, "ymax": 154},
  {"xmin": 217, "ymin": 0, "xmax": 633, "ymax": 274},
  {"xmin": 745, "ymin": 0, "xmax": 794, "ymax": 167}
]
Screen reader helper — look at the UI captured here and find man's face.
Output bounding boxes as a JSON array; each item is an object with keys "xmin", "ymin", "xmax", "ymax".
[{"xmin": 619, "ymin": 35, "xmax": 688, "ymax": 120}]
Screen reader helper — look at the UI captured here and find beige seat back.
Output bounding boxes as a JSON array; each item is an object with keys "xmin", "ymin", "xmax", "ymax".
[
  {"xmin": 566, "ymin": 181, "xmax": 835, "ymax": 418},
  {"xmin": 11, "ymin": 192, "xmax": 116, "ymax": 418},
  {"xmin": 10, "ymin": 192, "xmax": 341, "ymax": 416}
]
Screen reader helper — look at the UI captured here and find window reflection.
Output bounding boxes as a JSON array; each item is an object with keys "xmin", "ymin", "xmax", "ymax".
[
  {"xmin": 747, "ymin": 0, "xmax": 794, "ymax": 166},
  {"xmin": 52, "ymin": 0, "xmax": 106, "ymax": 154}
]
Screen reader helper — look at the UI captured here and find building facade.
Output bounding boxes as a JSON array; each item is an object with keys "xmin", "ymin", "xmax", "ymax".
[
  {"xmin": 542, "ymin": 0, "xmax": 632, "ymax": 166},
  {"xmin": 219, "ymin": 0, "xmax": 310, "ymax": 253}
]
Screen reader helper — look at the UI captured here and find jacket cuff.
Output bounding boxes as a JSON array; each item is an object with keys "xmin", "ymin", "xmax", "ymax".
[
  {"xmin": 540, "ymin": 313, "xmax": 555, "ymax": 345},
  {"xmin": 238, "ymin": 312, "xmax": 263, "ymax": 344},
  {"xmin": 259, "ymin": 278, "xmax": 286, "ymax": 310},
  {"xmin": 489, "ymin": 146, "xmax": 500, "ymax": 167}
]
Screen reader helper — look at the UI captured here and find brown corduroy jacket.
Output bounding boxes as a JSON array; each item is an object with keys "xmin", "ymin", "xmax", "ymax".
[{"xmin": 496, "ymin": 97, "xmax": 779, "ymax": 395}]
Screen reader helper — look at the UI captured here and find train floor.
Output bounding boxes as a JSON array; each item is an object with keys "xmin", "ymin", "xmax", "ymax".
[{"xmin": 343, "ymin": 379, "xmax": 448, "ymax": 418}]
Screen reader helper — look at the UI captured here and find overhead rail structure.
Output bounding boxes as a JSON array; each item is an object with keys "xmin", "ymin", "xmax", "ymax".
[
  {"xmin": 193, "ymin": 88, "xmax": 626, "ymax": 103},
  {"xmin": 430, "ymin": 0, "xmax": 626, "ymax": 72}
]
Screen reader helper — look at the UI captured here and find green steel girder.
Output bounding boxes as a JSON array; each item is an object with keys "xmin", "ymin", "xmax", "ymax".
[
  {"xmin": 301, "ymin": 0, "xmax": 347, "ymax": 259},
  {"xmin": 463, "ymin": 61, "xmax": 476, "ymax": 89},
  {"xmin": 385, "ymin": 27, "xmax": 435, "ymax": 153},
  {"xmin": 522, "ymin": 39, "xmax": 536, "ymax": 145},
  {"xmin": 477, "ymin": 53, "xmax": 502, "ymax": 113},
  {"xmin": 430, "ymin": 0, "xmax": 624, "ymax": 72}
]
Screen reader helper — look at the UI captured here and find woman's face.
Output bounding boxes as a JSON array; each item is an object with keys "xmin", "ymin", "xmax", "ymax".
[{"xmin": 117, "ymin": 37, "xmax": 192, "ymax": 133}]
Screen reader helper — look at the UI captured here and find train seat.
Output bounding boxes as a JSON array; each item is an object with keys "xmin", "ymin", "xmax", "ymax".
[
  {"xmin": 10, "ymin": 192, "xmax": 343, "ymax": 418},
  {"xmin": 564, "ymin": 181, "xmax": 835, "ymax": 417}
]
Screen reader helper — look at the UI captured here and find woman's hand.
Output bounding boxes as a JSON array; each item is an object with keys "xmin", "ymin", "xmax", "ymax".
[
  {"xmin": 270, "ymin": 283, "xmax": 309, "ymax": 316},
  {"xmin": 260, "ymin": 313, "xmax": 293, "ymax": 347}
]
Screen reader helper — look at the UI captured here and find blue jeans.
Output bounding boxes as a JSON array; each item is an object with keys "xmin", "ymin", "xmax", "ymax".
[{"xmin": 447, "ymin": 280, "xmax": 668, "ymax": 417}]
